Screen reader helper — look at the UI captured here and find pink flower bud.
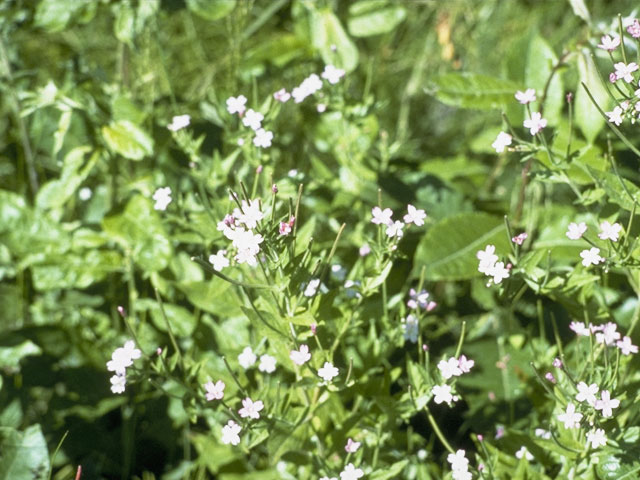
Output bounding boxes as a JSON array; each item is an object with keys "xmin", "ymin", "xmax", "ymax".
[
  {"xmin": 117, "ymin": 306, "xmax": 126, "ymax": 317},
  {"xmin": 553, "ymin": 357, "xmax": 562, "ymax": 368},
  {"xmin": 272, "ymin": 184, "xmax": 278, "ymax": 194},
  {"xmin": 310, "ymin": 323, "xmax": 317, "ymax": 335}
]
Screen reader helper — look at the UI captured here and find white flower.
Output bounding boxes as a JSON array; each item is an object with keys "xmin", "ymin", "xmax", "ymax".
[
  {"xmin": 403, "ymin": 204, "xmax": 427, "ymax": 225},
  {"xmin": 614, "ymin": 62, "xmax": 639, "ymax": 83},
  {"xmin": 595, "ymin": 322, "xmax": 620, "ymax": 346},
  {"xmin": 107, "ymin": 340, "xmax": 141, "ymax": 375},
  {"xmin": 253, "ymin": 128, "xmax": 273, "ymax": 148},
  {"xmin": 304, "ymin": 278, "xmax": 320, "ymax": 297},
  {"xmin": 401, "ymin": 315, "xmax": 419, "ymax": 343},
  {"xmin": 566, "ymin": 222, "xmax": 587, "ymax": 240},
  {"xmin": 290, "ymin": 344, "xmax": 311, "ymax": 365},
  {"xmin": 447, "ymin": 449, "xmax": 469, "ymax": 471},
  {"xmin": 598, "ymin": 35, "xmax": 620, "ymax": 51},
  {"xmin": 477, "ymin": 244, "xmax": 499, "ymax": 274},
  {"xmin": 292, "ymin": 73, "xmax": 323, "ymax": 103},
  {"xmin": 576, "ymin": 382, "xmax": 598, "ymax": 406},
  {"xmin": 557, "ymin": 403, "xmax": 582, "ymax": 429},
  {"xmin": 238, "ymin": 397, "xmax": 264, "ymax": 419},
  {"xmin": 617, "ymin": 336, "xmax": 638, "ymax": 355},
  {"xmin": 432, "ymin": 384, "xmax": 454, "ymax": 405},
  {"xmin": 515, "ymin": 446, "xmax": 533, "ymax": 461},
  {"xmin": 569, "ymin": 321, "xmax": 590, "ymax": 336},
  {"xmin": 273, "ymin": 88, "xmax": 291, "ymax": 103},
  {"xmin": 438, "ymin": 357, "xmax": 462, "ymax": 380},
  {"xmin": 221, "ymin": 420, "xmax": 242, "ymax": 445},
  {"xmin": 458, "ymin": 355, "xmax": 474, "ymax": 373},
  {"xmin": 167, "ymin": 114, "xmax": 190, "ymax": 131},
  {"xmin": 580, "ymin": 247, "xmax": 604, "ymax": 267},
  {"xmin": 204, "ymin": 380, "xmax": 225, "ymax": 401},
  {"xmin": 233, "ymin": 199, "xmax": 263, "ymax": 229},
  {"xmin": 523, "ymin": 112, "xmax": 547, "ymax": 135},
  {"xmin": 209, "ymin": 250, "xmax": 229, "ymax": 271},
  {"xmin": 492, "ymin": 131, "xmax": 513, "ymax": 153},
  {"xmin": 238, "ymin": 346, "xmax": 257, "ymax": 369},
  {"xmin": 586, "ymin": 428, "xmax": 607, "ymax": 449},
  {"xmin": 318, "ymin": 362, "xmax": 339, "ymax": 382},
  {"xmin": 322, "ymin": 64, "xmax": 345, "ymax": 84},
  {"xmin": 226, "ymin": 95, "xmax": 247, "ymax": 115},
  {"xmin": 594, "ymin": 390, "xmax": 620, "ymax": 418},
  {"xmin": 598, "ymin": 221, "xmax": 622, "ymax": 241},
  {"xmin": 385, "ymin": 220, "xmax": 404, "ymax": 238},
  {"xmin": 371, "ymin": 206, "xmax": 393, "ymax": 225},
  {"xmin": 152, "ymin": 187, "xmax": 172, "ymax": 211},
  {"xmin": 110, "ymin": 374, "xmax": 126, "ymax": 394},
  {"xmin": 534, "ymin": 428, "xmax": 551, "ymax": 439},
  {"xmin": 487, "ymin": 261, "xmax": 510, "ymax": 284},
  {"xmin": 606, "ymin": 106, "xmax": 624, "ymax": 125},
  {"xmin": 242, "ymin": 109, "xmax": 263, "ymax": 130},
  {"xmin": 345, "ymin": 438, "xmax": 361, "ymax": 453},
  {"xmin": 340, "ymin": 463, "xmax": 364, "ymax": 480},
  {"xmin": 258, "ymin": 354, "xmax": 276, "ymax": 373},
  {"xmin": 515, "ymin": 88, "xmax": 537, "ymax": 104}
]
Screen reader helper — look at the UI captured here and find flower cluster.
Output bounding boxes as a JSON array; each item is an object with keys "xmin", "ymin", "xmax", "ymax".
[
  {"xmin": 569, "ymin": 320, "xmax": 637, "ymax": 354},
  {"xmin": 437, "ymin": 355, "xmax": 475, "ymax": 380},
  {"xmin": 565, "ymin": 220, "xmax": 623, "ymax": 267},
  {"xmin": 447, "ymin": 449, "xmax": 471, "ymax": 480},
  {"xmin": 107, "ymin": 340, "xmax": 141, "ymax": 394},
  {"xmin": 371, "ymin": 204, "xmax": 427, "ymax": 239},
  {"xmin": 215, "ymin": 197, "xmax": 265, "ymax": 267},
  {"xmin": 237, "ymin": 346, "xmax": 277, "ymax": 373},
  {"xmin": 477, "ymin": 244, "xmax": 510, "ymax": 284},
  {"xmin": 226, "ymin": 95, "xmax": 273, "ymax": 148}
]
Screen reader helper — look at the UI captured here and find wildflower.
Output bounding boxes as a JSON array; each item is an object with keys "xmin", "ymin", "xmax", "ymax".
[
  {"xmin": 535, "ymin": 428, "xmax": 551, "ymax": 439},
  {"xmin": 447, "ymin": 450, "xmax": 470, "ymax": 475},
  {"xmin": 576, "ymin": 382, "xmax": 598, "ymax": 406},
  {"xmin": 385, "ymin": 220, "xmax": 404, "ymax": 238},
  {"xmin": 209, "ymin": 250, "xmax": 229, "ymax": 271},
  {"xmin": 79, "ymin": 187, "xmax": 92, "ymax": 201},
  {"xmin": 438, "ymin": 357, "xmax": 462, "ymax": 380},
  {"xmin": 545, "ymin": 372, "xmax": 556, "ymax": 383},
  {"xmin": 628, "ymin": 19, "xmax": 640, "ymax": 38},
  {"xmin": 597, "ymin": 34, "xmax": 621, "ymax": 51},
  {"xmin": 557, "ymin": 403, "xmax": 582, "ymax": 429},
  {"xmin": 259, "ymin": 354, "xmax": 276, "ymax": 373},
  {"xmin": 552, "ymin": 357, "xmax": 562, "ymax": 368},
  {"xmin": 290, "ymin": 344, "xmax": 311, "ymax": 365},
  {"xmin": 477, "ymin": 245, "xmax": 498, "ymax": 274},
  {"xmin": 273, "ymin": 88, "xmax": 291, "ymax": 103},
  {"xmin": 304, "ymin": 279, "xmax": 320, "ymax": 297},
  {"xmin": 516, "ymin": 446, "xmax": 533, "ymax": 461},
  {"xmin": 523, "ymin": 112, "xmax": 547, "ymax": 135},
  {"xmin": 318, "ymin": 362, "xmax": 339, "ymax": 382},
  {"xmin": 232, "ymin": 230, "xmax": 264, "ymax": 266},
  {"xmin": 322, "ymin": 64, "xmax": 345, "ymax": 84},
  {"xmin": 512, "ymin": 232, "xmax": 528, "ymax": 245},
  {"xmin": 371, "ymin": 206, "xmax": 393, "ymax": 225},
  {"xmin": 292, "ymin": 73, "xmax": 323, "ymax": 103},
  {"xmin": 614, "ymin": 62, "xmax": 639, "ymax": 83},
  {"xmin": 515, "ymin": 88, "xmax": 537, "ymax": 104},
  {"xmin": 432, "ymin": 384, "xmax": 454, "ymax": 405},
  {"xmin": 566, "ymin": 222, "xmax": 587, "ymax": 240},
  {"xmin": 407, "ymin": 288, "xmax": 430, "ymax": 309},
  {"xmin": 345, "ymin": 438, "xmax": 361, "ymax": 453},
  {"xmin": 221, "ymin": 420, "xmax": 242, "ymax": 445},
  {"xmin": 403, "ymin": 204, "xmax": 427, "ymax": 226},
  {"xmin": 340, "ymin": 463, "xmax": 364, "ymax": 480},
  {"xmin": 598, "ymin": 221, "xmax": 622, "ymax": 241},
  {"xmin": 458, "ymin": 355, "xmax": 474, "ymax": 373},
  {"xmin": 606, "ymin": 106, "xmax": 624, "ymax": 126},
  {"xmin": 238, "ymin": 346, "xmax": 257, "ymax": 369},
  {"xmin": 110, "ymin": 374, "xmax": 126, "ymax": 394},
  {"xmin": 569, "ymin": 321, "xmax": 590, "ymax": 336},
  {"xmin": 580, "ymin": 247, "xmax": 604, "ymax": 267},
  {"xmin": 617, "ymin": 336, "xmax": 638, "ymax": 355},
  {"xmin": 233, "ymin": 199, "xmax": 263, "ymax": 229},
  {"xmin": 586, "ymin": 428, "xmax": 607, "ymax": 449},
  {"xmin": 595, "ymin": 390, "xmax": 620, "ymax": 418},
  {"xmin": 238, "ymin": 397, "xmax": 264, "ymax": 419},
  {"xmin": 226, "ymin": 95, "xmax": 247, "ymax": 115},
  {"xmin": 359, "ymin": 244, "xmax": 371, "ymax": 256},
  {"xmin": 253, "ymin": 128, "xmax": 274, "ymax": 148},
  {"xmin": 401, "ymin": 314, "xmax": 419, "ymax": 343},
  {"xmin": 204, "ymin": 380, "xmax": 225, "ymax": 401},
  {"xmin": 492, "ymin": 131, "xmax": 512, "ymax": 153},
  {"xmin": 279, "ymin": 216, "xmax": 295, "ymax": 236},
  {"xmin": 152, "ymin": 187, "xmax": 172, "ymax": 211},
  {"xmin": 167, "ymin": 114, "xmax": 190, "ymax": 131},
  {"xmin": 595, "ymin": 322, "xmax": 620, "ymax": 346},
  {"xmin": 242, "ymin": 109, "xmax": 263, "ymax": 130},
  {"xmin": 317, "ymin": 103, "xmax": 327, "ymax": 113},
  {"xmin": 487, "ymin": 261, "xmax": 510, "ymax": 284},
  {"xmin": 107, "ymin": 340, "xmax": 141, "ymax": 375}
]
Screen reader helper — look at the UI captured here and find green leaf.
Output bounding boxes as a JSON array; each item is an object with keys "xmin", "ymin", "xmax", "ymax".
[
  {"xmin": 136, "ymin": 299, "xmax": 197, "ymax": 337},
  {"xmin": 0, "ymin": 339, "xmax": 42, "ymax": 369},
  {"xmin": 186, "ymin": 0, "xmax": 236, "ymax": 21},
  {"xmin": 370, "ymin": 459, "xmax": 409, "ymax": 479},
  {"xmin": 414, "ymin": 212, "xmax": 510, "ymax": 281},
  {"xmin": 575, "ymin": 51, "xmax": 610, "ymax": 143},
  {"xmin": 34, "ymin": 0, "xmax": 92, "ymax": 32},
  {"xmin": 348, "ymin": 1, "xmax": 406, "ymax": 37},
  {"xmin": 102, "ymin": 120, "xmax": 153, "ymax": 160},
  {"xmin": 525, "ymin": 34, "xmax": 563, "ymax": 125},
  {"xmin": 310, "ymin": 9, "xmax": 358, "ymax": 73},
  {"xmin": 429, "ymin": 73, "xmax": 521, "ymax": 110},
  {"xmin": 113, "ymin": 1, "xmax": 135, "ymax": 44},
  {"xmin": 587, "ymin": 166, "xmax": 640, "ymax": 211},
  {"xmin": 0, "ymin": 425, "xmax": 49, "ymax": 480}
]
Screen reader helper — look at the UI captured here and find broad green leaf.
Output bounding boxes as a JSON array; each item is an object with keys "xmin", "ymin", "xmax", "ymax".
[
  {"xmin": 429, "ymin": 73, "xmax": 521, "ymax": 110},
  {"xmin": 102, "ymin": 120, "xmax": 153, "ymax": 160},
  {"xmin": 414, "ymin": 212, "xmax": 510, "ymax": 281},
  {"xmin": 0, "ymin": 425, "xmax": 49, "ymax": 480},
  {"xmin": 587, "ymin": 166, "xmax": 640, "ymax": 211},
  {"xmin": 348, "ymin": 1, "xmax": 406, "ymax": 37},
  {"xmin": 576, "ymin": 51, "xmax": 610, "ymax": 143},
  {"xmin": 102, "ymin": 195, "xmax": 172, "ymax": 271},
  {"xmin": 34, "ymin": 0, "xmax": 92, "ymax": 32},
  {"xmin": 177, "ymin": 278, "xmax": 242, "ymax": 317},
  {"xmin": 136, "ymin": 299, "xmax": 198, "ymax": 337},
  {"xmin": 525, "ymin": 34, "xmax": 563, "ymax": 125},
  {"xmin": 310, "ymin": 9, "xmax": 358, "ymax": 73},
  {"xmin": 0, "ymin": 339, "xmax": 42, "ymax": 369},
  {"xmin": 186, "ymin": 0, "xmax": 236, "ymax": 21},
  {"xmin": 113, "ymin": 1, "xmax": 135, "ymax": 44}
]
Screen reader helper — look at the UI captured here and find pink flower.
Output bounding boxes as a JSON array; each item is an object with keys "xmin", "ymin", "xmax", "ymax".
[
  {"xmin": 403, "ymin": 204, "xmax": 427, "ymax": 226},
  {"xmin": 204, "ymin": 380, "xmax": 225, "ymax": 401},
  {"xmin": 628, "ymin": 19, "xmax": 640, "ymax": 38},
  {"xmin": 458, "ymin": 355, "xmax": 474, "ymax": 373},
  {"xmin": 515, "ymin": 88, "xmax": 536, "ymax": 104},
  {"xmin": 597, "ymin": 34, "xmax": 621, "ymax": 51},
  {"xmin": 569, "ymin": 321, "xmax": 590, "ymax": 336},
  {"xmin": 617, "ymin": 336, "xmax": 638, "ymax": 355},
  {"xmin": 345, "ymin": 438, "xmax": 361, "ymax": 453},
  {"xmin": 238, "ymin": 397, "xmax": 264, "ymax": 419},
  {"xmin": 523, "ymin": 112, "xmax": 547, "ymax": 135},
  {"xmin": 512, "ymin": 232, "xmax": 528, "ymax": 245},
  {"xmin": 614, "ymin": 62, "xmax": 639, "ymax": 83},
  {"xmin": 371, "ymin": 206, "xmax": 393, "ymax": 225},
  {"xmin": 273, "ymin": 88, "xmax": 291, "ymax": 103}
]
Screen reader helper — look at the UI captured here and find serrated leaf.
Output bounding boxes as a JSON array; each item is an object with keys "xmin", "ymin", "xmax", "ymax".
[
  {"xmin": 414, "ymin": 212, "xmax": 510, "ymax": 281},
  {"xmin": 102, "ymin": 120, "xmax": 153, "ymax": 160},
  {"xmin": 186, "ymin": 0, "xmax": 236, "ymax": 22},
  {"xmin": 576, "ymin": 51, "xmax": 610, "ymax": 143},
  {"xmin": 429, "ymin": 73, "xmax": 521, "ymax": 110}
]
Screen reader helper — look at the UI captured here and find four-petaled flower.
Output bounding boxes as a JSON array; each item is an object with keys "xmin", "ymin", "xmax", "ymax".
[
  {"xmin": 575, "ymin": 382, "xmax": 598, "ymax": 406},
  {"xmin": 340, "ymin": 463, "xmax": 364, "ymax": 480},
  {"xmin": 595, "ymin": 390, "xmax": 619, "ymax": 418},
  {"xmin": 209, "ymin": 250, "xmax": 229, "ymax": 271},
  {"xmin": 492, "ymin": 131, "xmax": 512, "ymax": 153},
  {"xmin": 523, "ymin": 112, "xmax": 547, "ymax": 135},
  {"xmin": 617, "ymin": 336, "xmax": 638, "ymax": 355},
  {"xmin": 345, "ymin": 438, "xmax": 361, "ymax": 453},
  {"xmin": 242, "ymin": 109, "xmax": 263, "ymax": 130},
  {"xmin": 318, "ymin": 362, "xmax": 339, "ymax": 382},
  {"xmin": 628, "ymin": 19, "xmax": 640, "ymax": 38},
  {"xmin": 403, "ymin": 204, "xmax": 427, "ymax": 226},
  {"xmin": 238, "ymin": 346, "xmax": 257, "ymax": 369},
  {"xmin": 226, "ymin": 95, "xmax": 247, "ymax": 115},
  {"xmin": 438, "ymin": 357, "xmax": 462, "ymax": 380},
  {"xmin": 580, "ymin": 247, "xmax": 604, "ymax": 267},
  {"xmin": 385, "ymin": 220, "xmax": 404, "ymax": 238},
  {"xmin": 238, "ymin": 397, "xmax": 264, "ymax": 419},
  {"xmin": 598, "ymin": 221, "xmax": 622, "ymax": 241},
  {"xmin": 587, "ymin": 428, "xmax": 607, "ymax": 449},
  {"xmin": 371, "ymin": 207, "xmax": 393, "ymax": 225},
  {"xmin": 204, "ymin": 380, "xmax": 225, "ymax": 401},
  {"xmin": 598, "ymin": 35, "xmax": 621, "ymax": 51},
  {"xmin": 432, "ymin": 384, "xmax": 454, "ymax": 405},
  {"xmin": 515, "ymin": 446, "xmax": 533, "ymax": 461},
  {"xmin": 168, "ymin": 114, "xmax": 190, "ymax": 131},
  {"xmin": 253, "ymin": 128, "xmax": 274, "ymax": 148},
  {"xmin": 515, "ymin": 89, "xmax": 536, "ymax": 104},
  {"xmin": 258, "ymin": 354, "xmax": 276, "ymax": 373},
  {"xmin": 557, "ymin": 403, "xmax": 582, "ymax": 429},
  {"xmin": 322, "ymin": 64, "xmax": 346, "ymax": 84},
  {"xmin": 153, "ymin": 187, "xmax": 172, "ymax": 211},
  {"xmin": 614, "ymin": 62, "xmax": 639, "ymax": 83},
  {"xmin": 606, "ymin": 106, "xmax": 624, "ymax": 125},
  {"xmin": 290, "ymin": 344, "xmax": 311, "ymax": 365},
  {"xmin": 566, "ymin": 222, "xmax": 587, "ymax": 240},
  {"xmin": 221, "ymin": 420, "xmax": 242, "ymax": 445}
]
